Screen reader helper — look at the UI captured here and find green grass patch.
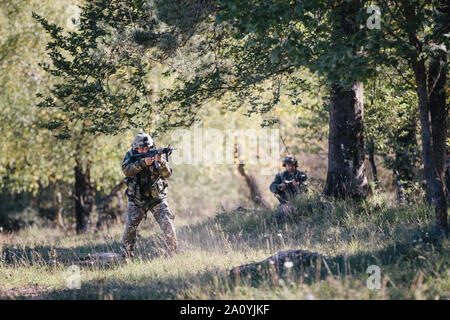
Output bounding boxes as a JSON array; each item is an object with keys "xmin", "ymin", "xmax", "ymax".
[{"xmin": 0, "ymin": 192, "xmax": 448, "ymax": 299}]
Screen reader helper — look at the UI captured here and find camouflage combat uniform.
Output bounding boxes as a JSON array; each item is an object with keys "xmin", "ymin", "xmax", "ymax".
[
  {"xmin": 270, "ymin": 169, "xmax": 308, "ymax": 204},
  {"xmin": 121, "ymin": 148, "xmax": 177, "ymax": 256},
  {"xmin": 270, "ymin": 166, "xmax": 308, "ymax": 221}
]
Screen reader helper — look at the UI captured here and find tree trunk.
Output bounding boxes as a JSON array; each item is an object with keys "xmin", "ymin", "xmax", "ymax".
[
  {"xmin": 429, "ymin": 53, "xmax": 447, "ymax": 197},
  {"xmin": 413, "ymin": 59, "xmax": 448, "ymax": 236},
  {"xmin": 234, "ymin": 143, "xmax": 269, "ymax": 208},
  {"xmin": 393, "ymin": 113, "xmax": 418, "ymax": 202},
  {"xmin": 324, "ymin": 0, "xmax": 368, "ymax": 199},
  {"xmin": 117, "ymin": 189, "xmax": 126, "ymax": 222},
  {"xmin": 74, "ymin": 159, "xmax": 95, "ymax": 234},
  {"xmin": 367, "ymin": 139, "xmax": 378, "ymax": 184},
  {"xmin": 95, "ymin": 180, "xmax": 126, "ymax": 232},
  {"xmin": 55, "ymin": 190, "xmax": 66, "ymax": 230},
  {"xmin": 324, "ymin": 82, "xmax": 368, "ymax": 199}
]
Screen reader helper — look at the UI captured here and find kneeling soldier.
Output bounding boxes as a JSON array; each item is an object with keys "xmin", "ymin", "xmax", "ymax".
[
  {"xmin": 121, "ymin": 133, "xmax": 178, "ymax": 258},
  {"xmin": 270, "ymin": 156, "xmax": 308, "ymax": 221}
]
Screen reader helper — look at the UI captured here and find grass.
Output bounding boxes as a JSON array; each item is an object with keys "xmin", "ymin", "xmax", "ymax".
[{"xmin": 0, "ymin": 192, "xmax": 448, "ymax": 300}]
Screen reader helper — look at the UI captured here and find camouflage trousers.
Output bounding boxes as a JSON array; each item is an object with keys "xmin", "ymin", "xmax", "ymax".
[{"xmin": 122, "ymin": 199, "xmax": 178, "ymax": 256}]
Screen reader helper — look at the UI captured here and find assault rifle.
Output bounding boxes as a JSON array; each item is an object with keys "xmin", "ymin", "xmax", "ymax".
[
  {"xmin": 281, "ymin": 178, "xmax": 308, "ymax": 190},
  {"xmin": 131, "ymin": 146, "xmax": 176, "ymax": 169}
]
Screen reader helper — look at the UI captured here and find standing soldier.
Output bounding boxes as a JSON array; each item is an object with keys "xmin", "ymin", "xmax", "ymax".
[
  {"xmin": 121, "ymin": 133, "xmax": 177, "ymax": 259},
  {"xmin": 270, "ymin": 155, "xmax": 308, "ymax": 221}
]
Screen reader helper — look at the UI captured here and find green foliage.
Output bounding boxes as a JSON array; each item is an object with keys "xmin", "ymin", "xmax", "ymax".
[
  {"xmin": 0, "ymin": 1, "xmax": 149, "ymax": 226},
  {"xmin": 0, "ymin": 0, "xmax": 77, "ymax": 193},
  {"xmin": 33, "ymin": 1, "xmax": 150, "ymax": 136},
  {"xmin": 29, "ymin": 0, "xmax": 377, "ymax": 134},
  {"xmin": 365, "ymin": 65, "xmax": 422, "ymax": 191},
  {"xmin": 365, "ymin": 0, "xmax": 448, "ymax": 75},
  {"xmin": 153, "ymin": 0, "xmax": 377, "ymax": 124}
]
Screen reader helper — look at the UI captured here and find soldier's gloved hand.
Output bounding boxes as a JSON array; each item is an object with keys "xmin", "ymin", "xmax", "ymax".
[
  {"xmin": 280, "ymin": 183, "xmax": 286, "ymax": 190},
  {"xmin": 292, "ymin": 180, "xmax": 299, "ymax": 187},
  {"xmin": 144, "ymin": 157, "xmax": 154, "ymax": 166},
  {"xmin": 155, "ymin": 153, "xmax": 163, "ymax": 162}
]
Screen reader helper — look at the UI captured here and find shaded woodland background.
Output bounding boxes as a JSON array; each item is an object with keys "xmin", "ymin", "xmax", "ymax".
[{"xmin": 0, "ymin": 0, "xmax": 448, "ymax": 235}]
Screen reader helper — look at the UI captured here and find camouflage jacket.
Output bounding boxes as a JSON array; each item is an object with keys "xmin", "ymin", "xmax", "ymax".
[
  {"xmin": 270, "ymin": 169, "xmax": 308, "ymax": 203},
  {"xmin": 122, "ymin": 148, "xmax": 172, "ymax": 207}
]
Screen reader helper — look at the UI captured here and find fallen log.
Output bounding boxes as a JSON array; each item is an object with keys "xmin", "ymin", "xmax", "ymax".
[
  {"xmin": 77, "ymin": 252, "xmax": 123, "ymax": 266},
  {"xmin": 230, "ymin": 249, "xmax": 330, "ymax": 283}
]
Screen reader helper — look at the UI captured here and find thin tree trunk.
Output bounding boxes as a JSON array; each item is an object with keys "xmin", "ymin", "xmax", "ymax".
[
  {"xmin": 74, "ymin": 158, "xmax": 95, "ymax": 234},
  {"xmin": 324, "ymin": 82, "xmax": 368, "ymax": 199},
  {"xmin": 429, "ymin": 53, "xmax": 447, "ymax": 196},
  {"xmin": 413, "ymin": 59, "xmax": 448, "ymax": 236},
  {"xmin": 399, "ymin": 0, "xmax": 448, "ymax": 236},
  {"xmin": 393, "ymin": 114, "xmax": 418, "ymax": 202},
  {"xmin": 95, "ymin": 180, "xmax": 126, "ymax": 232},
  {"xmin": 117, "ymin": 189, "xmax": 126, "ymax": 222},
  {"xmin": 367, "ymin": 139, "xmax": 378, "ymax": 184},
  {"xmin": 55, "ymin": 190, "xmax": 65, "ymax": 230},
  {"xmin": 234, "ymin": 143, "xmax": 269, "ymax": 208}
]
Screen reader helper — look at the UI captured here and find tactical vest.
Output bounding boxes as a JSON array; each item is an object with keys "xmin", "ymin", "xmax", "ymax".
[
  {"xmin": 274, "ymin": 170, "xmax": 308, "ymax": 203},
  {"xmin": 124, "ymin": 152, "xmax": 168, "ymax": 206}
]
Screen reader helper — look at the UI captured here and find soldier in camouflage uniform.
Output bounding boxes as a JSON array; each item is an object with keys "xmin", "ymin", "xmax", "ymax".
[
  {"xmin": 121, "ymin": 133, "xmax": 177, "ymax": 258},
  {"xmin": 270, "ymin": 156, "xmax": 308, "ymax": 221}
]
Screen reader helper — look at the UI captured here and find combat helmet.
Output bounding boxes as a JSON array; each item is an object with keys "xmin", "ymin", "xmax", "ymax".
[
  {"xmin": 282, "ymin": 155, "xmax": 298, "ymax": 167},
  {"xmin": 132, "ymin": 133, "xmax": 154, "ymax": 149}
]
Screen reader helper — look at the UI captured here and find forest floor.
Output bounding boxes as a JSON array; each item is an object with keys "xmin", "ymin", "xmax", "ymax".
[{"xmin": 0, "ymin": 192, "xmax": 448, "ymax": 300}]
